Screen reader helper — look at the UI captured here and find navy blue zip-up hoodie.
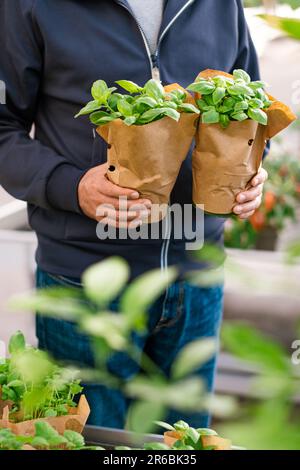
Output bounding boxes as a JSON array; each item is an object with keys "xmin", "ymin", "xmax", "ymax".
[{"xmin": 0, "ymin": 0, "xmax": 260, "ymax": 279}]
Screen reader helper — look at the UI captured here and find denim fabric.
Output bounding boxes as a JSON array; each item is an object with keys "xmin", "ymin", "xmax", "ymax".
[{"xmin": 36, "ymin": 268, "xmax": 224, "ymax": 429}]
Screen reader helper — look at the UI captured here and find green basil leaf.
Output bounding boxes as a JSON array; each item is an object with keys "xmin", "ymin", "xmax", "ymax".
[
  {"xmin": 91, "ymin": 80, "xmax": 108, "ymax": 101},
  {"xmin": 134, "ymin": 96, "xmax": 158, "ymax": 108},
  {"xmin": 248, "ymin": 98, "xmax": 264, "ymax": 109},
  {"xmin": 162, "ymin": 107, "xmax": 181, "ymax": 121},
  {"xmin": 75, "ymin": 100, "xmax": 101, "ymax": 118},
  {"xmin": 234, "ymin": 101, "xmax": 249, "ymax": 112},
  {"xmin": 228, "ymin": 84, "xmax": 254, "ymax": 96},
  {"xmin": 196, "ymin": 99, "xmax": 210, "ymax": 112},
  {"xmin": 90, "ymin": 112, "xmax": 120, "ymax": 126},
  {"xmin": 256, "ymin": 88, "xmax": 268, "ymax": 101},
  {"xmin": 231, "ymin": 112, "xmax": 248, "ymax": 122},
  {"xmin": 233, "ymin": 69, "xmax": 251, "ymax": 84},
  {"xmin": 124, "ymin": 116, "xmax": 137, "ymax": 126},
  {"xmin": 212, "ymin": 87, "xmax": 226, "ymax": 105},
  {"xmin": 144, "ymin": 79, "xmax": 165, "ymax": 100},
  {"xmin": 220, "ymin": 114, "xmax": 230, "ymax": 128},
  {"xmin": 218, "ymin": 97, "xmax": 236, "ymax": 113},
  {"xmin": 170, "ymin": 89, "xmax": 187, "ymax": 103},
  {"xmin": 187, "ymin": 81, "xmax": 216, "ymax": 95},
  {"xmin": 164, "ymin": 101, "xmax": 178, "ymax": 110},
  {"xmin": 115, "ymin": 80, "xmax": 143, "ymax": 94},
  {"xmin": 117, "ymin": 99, "xmax": 133, "ymax": 117},
  {"xmin": 213, "ymin": 76, "xmax": 233, "ymax": 88},
  {"xmin": 202, "ymin": 109, "xmax": 220, "ymax": 124},
  {"xmin": 249, "ymin": 80, "xmax": 268, "ymax": 90},
  {"xmin": 178, "ymin": 103, "xmax": 200, "ymax": 114},
  {"xmin": 108, "ymin": 93, "xmax": 123, "ymax": 111},
  {"xmin": 248, "ymin": 108, "xmax": 268, "ymax": 125}
]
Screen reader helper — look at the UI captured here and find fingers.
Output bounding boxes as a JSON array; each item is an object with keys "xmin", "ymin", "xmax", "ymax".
[
  {"xmin": 238, "ymin": 210, "xmax": 256, "ymax": 220},
  {"xmin": 96, "ymin": 194, "xmax": 152, "ymax": 211},
  {"xmin": 233, "ymin": 195, "xmax": 262, "ymax": 217},
  {"xmin": 99, "ymin": 217, "xmax": 143, "ymax": 229},
  {"xmin": 96, "ymin": 204, "xmax": 150, "ymax": 222},
  {"xmin": 251, "ymin": 168, "xmax": 268, "ymax": 187},
  {"xmin": 236, "ymin": 183, "xmax": 263, "ymax": 204},
  {"xmin": 101, "ymin": 176, "xmax": 140, "ymax": 200}
]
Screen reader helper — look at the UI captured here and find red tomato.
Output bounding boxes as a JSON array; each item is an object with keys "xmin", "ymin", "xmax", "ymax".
[
  {"xmin": 250, "ymin": 211, "xmax": 265, "ymax": 231},
  {"xmin": 264, "ymin": 191, "xmax": 276, "ymax": 213}
]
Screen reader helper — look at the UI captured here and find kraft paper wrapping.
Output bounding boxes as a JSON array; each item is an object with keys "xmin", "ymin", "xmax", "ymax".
[
  {"xmin": 0, "ymin": 394, "xmax": 90, "ymax": 436},
  {"xmin": 97, "ymin": 84, "xmax": 198, "ymax": 222},
  {"xmin": 164, "ymin": 431, "xmax": 232, "ymax": 451},
  {"xmin": 193, "ymin": 69, "xmax": 297, "ymax": 215}
]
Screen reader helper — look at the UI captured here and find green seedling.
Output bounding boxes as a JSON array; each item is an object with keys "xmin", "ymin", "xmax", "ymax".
[
  {"xmin": 75, "ymin": 79, "xmax": 199, "ymax": 126},
  {"xmin": 188, "ymin": 69, "xmax": 272, "ymax": 128}
]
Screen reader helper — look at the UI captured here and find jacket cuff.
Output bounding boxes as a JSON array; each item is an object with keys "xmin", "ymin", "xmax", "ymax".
[{"xmin": 46, "ymin": 163, "xmax": 86, "ymax": 214}]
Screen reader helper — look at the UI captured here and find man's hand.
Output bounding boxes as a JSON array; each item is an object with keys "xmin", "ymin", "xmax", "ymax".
[
  {"xmin": 78, "ymin": 163, "xmax": 152, "ymax": 228},
  {"xmin": 233, "ymin": 168, "xmax": 268, "ymax": 219}
]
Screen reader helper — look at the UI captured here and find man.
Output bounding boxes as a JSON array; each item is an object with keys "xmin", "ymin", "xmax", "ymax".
[{"xmin": 0, "ymin": 0, "xmax": 267, "ymax": 428}]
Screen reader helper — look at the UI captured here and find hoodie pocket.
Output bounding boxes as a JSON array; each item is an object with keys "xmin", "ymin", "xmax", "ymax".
[{"xmin": 91, "ymin": 128, "xmax": 107, "ymax": 166}]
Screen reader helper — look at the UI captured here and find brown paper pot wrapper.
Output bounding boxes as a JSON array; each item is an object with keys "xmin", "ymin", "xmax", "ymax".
[
  {"xmin": 0, "ymin": 394, "xmax": 90, "ymax": 436},
  {"xmin": 97, "ymin": 84, "xmax": 198, "ymax": 222},
  {"xmin": 163, "ymin": 431, "xmax": 232, "ymax": 450},
  {"xmin": 193, "ymin": 69, "xmax": 297, "ymax": 215}
]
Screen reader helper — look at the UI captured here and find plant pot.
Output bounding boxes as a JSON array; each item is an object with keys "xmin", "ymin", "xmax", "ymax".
[
  {"xmin": 0, "ymin": 394, "xmax": 90, "ymax": 436},
  {"xmin": 255, "ymin": 226, "xmax": 278, "ymax": 251},
  {"xmin": 164, "ymin": 431, "xmax": 232, "ymax": 451}
]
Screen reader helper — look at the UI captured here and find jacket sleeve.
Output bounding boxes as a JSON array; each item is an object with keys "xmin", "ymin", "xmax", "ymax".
[
  {"xmin": 0, "ymin": 0, "xmax": 85, "ymax": 213},
  {"xmin": 233, "ymin": 0, "xmax": 270, "ymax": 158}
]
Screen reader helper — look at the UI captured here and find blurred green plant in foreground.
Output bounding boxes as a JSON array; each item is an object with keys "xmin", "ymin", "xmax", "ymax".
[
  {"xmin": 10, "ymin": 257, "xmax": 233, "ymax": 435},
  {"xmin": 220, "ymin": 322, "xmax": 300, "ymax": 450}
]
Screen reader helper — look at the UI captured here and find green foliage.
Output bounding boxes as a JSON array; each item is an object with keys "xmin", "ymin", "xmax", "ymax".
[
  {"xmin": 0, "ymin": 421, "xmax": 103, "ymax": 450},
  {"xmin": 82, "ymin": 257, "xmax": 129, "ymax": 306},
  {"xmin": 220, "ymin": 322, "xmax": 300, "ymax": 450},
  {"xmin": 0, "ymin": 333, "xmax": 83, "ymax": 421},
  {"xmin": 259, "ymin": 14, "xmax": 300, "ymax": 41},
  {"xmin": 155, "ymin": 420, "xmax": 220, "ymax": 450},
  {"xmin": 75, "ymin": 79, "xmax": 199, "ymax": 126},
  {"xmin": 10, "ymin": 258, "xmax": 231, "ymax": 435},
  {"xmin": 188, "ymin": 69, "xmax": 271, "ymax": 128}
]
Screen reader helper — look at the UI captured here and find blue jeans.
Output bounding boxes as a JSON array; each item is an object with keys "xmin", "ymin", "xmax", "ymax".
[{"xmin": 36, "ymin": 268, "xmax": 223, "ymax": 429}]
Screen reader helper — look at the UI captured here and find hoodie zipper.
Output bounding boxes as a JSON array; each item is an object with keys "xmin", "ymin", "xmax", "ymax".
[
  {"xmin": 116, "ymin": 0, "xmax": 196, "ymax": 271},
  {"xmin": 116, "ymin": 1, "xmax": 159, "ymax": 80}
]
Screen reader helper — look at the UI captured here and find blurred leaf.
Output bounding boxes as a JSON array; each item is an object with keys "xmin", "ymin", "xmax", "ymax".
[
  {"xmin": 286, "ymin": 241, "xmax": 300, "ymax": 264},
  {"xmin": 127, "ymin": 401, "xmax": 166, "ymax": 434},
  {"xmin": 125, "ymin": 375, "xmax": 206, "ymax": 412},
  {"xmin": 194, "ymin": 244, "xmax": 227, "ymax": 267},
  {"xmin": 8, "ymin": 331, "xmax": 25, "ymax": 355},
  {"xmin": 120, "ymin": 267, "xmax": 177, "ymax": 330},
  {"xmin": 186, "ymin": 268, "xmax": 224, "ymax": 287},
  {"xmin": 258, "ymin": 14, "xmax": 300, "ymax": 41},
  {"xmin": 10, "ymin": 288, "xmax": 88, "ymax": 321},
  {"xmin": 80, "ymin": 313, "xmax": 128, "ymax": 350},
  {"xmin": 143, "ymin": 442, "xmax": 171, "ymax": 450},
  {"xmin": 171, "ymin": 338, "xmax": 217, "ymax": 380},
  {"xmin": 154, "ymin": 421, "xmax": 175, "ymax": 431},
  {"xmin": 222, "ymin": 323, "xmax": 290, "ymax": 373},
  {"xmin": 82, "ymin": 257, "xmax": 129, "ymax": 306},
  {"xmin": 11, "ymin": 349, "xmax": 55, "ymax": 385},
  {"xmin": 204, "ymin": 394, "xmax": 237, "ymax": 418}
]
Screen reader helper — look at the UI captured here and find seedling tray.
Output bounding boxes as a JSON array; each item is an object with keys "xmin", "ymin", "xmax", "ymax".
[{"xmin": 83, "ymin": 425, "xmax": 163, "ymax": 449}]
